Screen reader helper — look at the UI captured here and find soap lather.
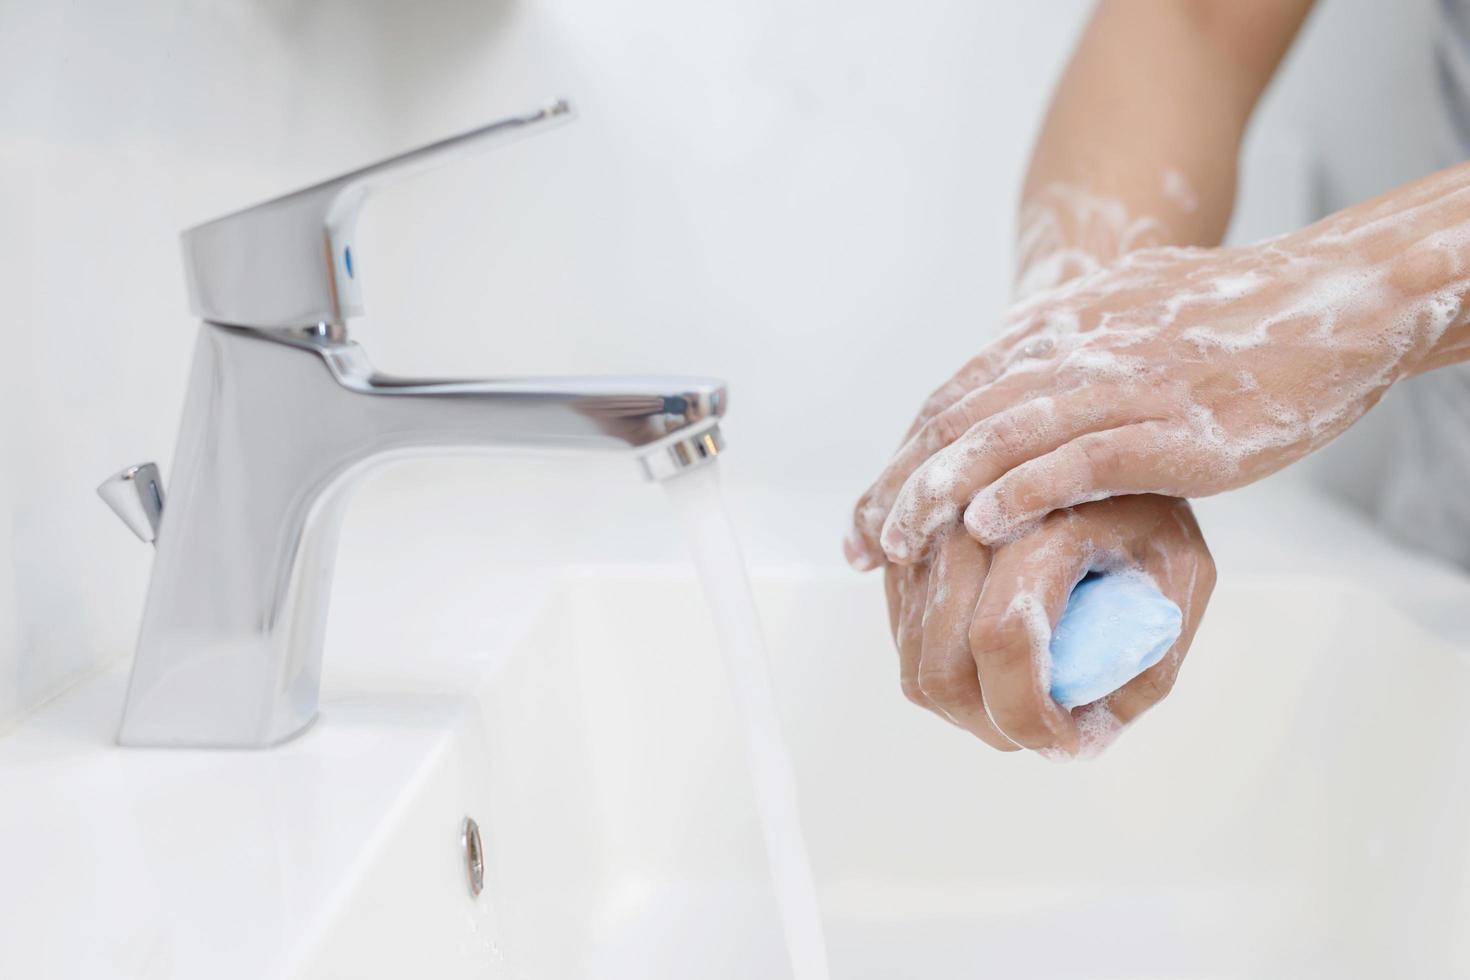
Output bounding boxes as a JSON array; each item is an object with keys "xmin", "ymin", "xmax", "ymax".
[{"xmin": 1048, "ymin": 571, "xmax": 1183, "ymax": 710}]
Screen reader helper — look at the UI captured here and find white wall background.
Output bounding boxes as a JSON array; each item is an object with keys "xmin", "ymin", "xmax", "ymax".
[{"xmin": 0, "ymin": 0, "xmax": 1447, "ymax": 729}]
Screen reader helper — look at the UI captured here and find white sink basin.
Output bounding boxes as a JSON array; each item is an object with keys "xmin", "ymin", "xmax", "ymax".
[
  {"xmin": 349, "ymin": 569, "xmax": 1469, "ymax": 980},
  {"xmin": 4, "ymin": 477, "xmax": 1470, "ymax": 978}
]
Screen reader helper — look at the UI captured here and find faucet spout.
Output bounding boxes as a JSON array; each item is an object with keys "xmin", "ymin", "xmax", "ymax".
[
  {"xmin": 116, "ymin": 324, "xmax": 727, "ymax": 747},
  {"xmin": 278, "ymin": 325, "xmax": 725, "ymax": 463}
]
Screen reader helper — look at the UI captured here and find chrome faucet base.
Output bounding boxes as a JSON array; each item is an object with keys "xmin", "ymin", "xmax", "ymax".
[
  {"xmin": 114, "ymin": 324, "xmax": 725, "ymax": 748},
  {"xmin": 106, "ymin": 101, "xmax": 728, "ymax": 748}
]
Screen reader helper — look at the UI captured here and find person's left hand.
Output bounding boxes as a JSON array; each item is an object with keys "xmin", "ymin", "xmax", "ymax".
[{"xmin": 888, "ymin": 493, "xmax": 1215, "ymax": 757}]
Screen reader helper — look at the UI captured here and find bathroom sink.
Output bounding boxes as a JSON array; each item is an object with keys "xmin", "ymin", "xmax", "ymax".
[
  {"xmin": 4, "ymin": 476, "xmax": 1470, "ymax": 979},
  {"xmin": 332, "ymin": 568, "xmax": 1468, "ymax": 980}
]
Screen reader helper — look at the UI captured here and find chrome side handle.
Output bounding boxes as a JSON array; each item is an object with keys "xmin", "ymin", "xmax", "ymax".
[
  {"xmin": 97, "ymin": 462, "xmax": 165, "ymax": 544},
  {"xmin": 179, "ymin": 99, "xmax": 574, "ymax": 331}
]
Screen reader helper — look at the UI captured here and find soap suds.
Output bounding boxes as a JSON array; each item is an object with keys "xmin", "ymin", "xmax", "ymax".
[
  {"xmin": 1162, "ymin": 168, "xmax": 1199, "ymax": 214},
  {"xmin": 867, "ymin": 186, "xmax": 1470, "ymax": 556},
  {"xmin": 1073, "ymin": 702, "xmax": 1124, "ymax": 759},
  {"xmin": 1006, "ymin": 590, "xmax": 1054, "ymax": 693},
  {"xmin": 1014, "ymin": 183, "xmax": 1165, "ymax": 300}
]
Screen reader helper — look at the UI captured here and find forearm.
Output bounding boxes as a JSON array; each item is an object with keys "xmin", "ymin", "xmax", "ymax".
[{"xmin": 1017, "ymin": 0, "xmax": 1314, "ymax": 295}]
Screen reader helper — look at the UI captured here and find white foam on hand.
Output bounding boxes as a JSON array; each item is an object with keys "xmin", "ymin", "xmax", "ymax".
[{"xmin": 849, "ymin": 166, "xmax": 1470, "ymax": 565}]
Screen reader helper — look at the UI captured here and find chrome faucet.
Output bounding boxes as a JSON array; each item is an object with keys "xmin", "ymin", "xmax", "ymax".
[{"xmin": 99, "ymin": 100, "xmax": 726, "ymax": 748}]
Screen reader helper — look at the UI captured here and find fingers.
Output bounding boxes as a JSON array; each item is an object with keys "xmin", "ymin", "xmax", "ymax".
[
  {"xmin": 1103, "ymin": 500, "xmax": 1217, "ymax": 727},
  {"xmin": 970, "ymin": 495, "xmax": 1214, "ymax": 757},
  {"xmin": 903, "ymin": 349, "xmax": 1011, "ymax": 441},
  {"xmin": 1070, "ymin": 701, "xmax": 1126, "ymax": 759},
  {"xmin": 843, "ymin": 309, "xmax": 1066, "ymax": 571},
  {"xmin": 892, "ymin": 563, "xmax": 931, "ymax": 711},
  {"xmin": 844, "ymin": 358, "xmax": 1011, "ymax": 571},
  {"xmin": 847, "ymin": 373, "xmax": 1049, "ymax": 569},
  {"xmin": 881, "ymin": 392, "xmax": 1152, "ymax": 564},
  {"xmin": 968, "ymin": 518, "xmax": 1085, "ymax": 754},
  {"xmin": 884, "ymin": 562, "xmax": 903, "ymax": 641},
  {"xmin": 893, "ymin": 493, "xmax": 1215, "ymax": 756},
  {"xmin": 916, "ymin": 532, "xmax": 1017, "ymax": 750},
  {"xmin": 963, "ymin": 423, "xmax": 1172, "ymax": 545}
]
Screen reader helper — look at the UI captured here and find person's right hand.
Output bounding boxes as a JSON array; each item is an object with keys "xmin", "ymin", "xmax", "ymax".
[
  {"xmin": 848, "ymin": 175, "xmax": 1470, "ymax": 568},
  {"xmin": 890, "ymin": 493, "xmax": 1215, "ymax": 758}
]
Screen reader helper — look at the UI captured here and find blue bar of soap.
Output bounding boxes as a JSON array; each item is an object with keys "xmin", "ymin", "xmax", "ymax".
[{"xmin": 1048, "ymin": 571, "xmax": 1183, "ymax": 710}]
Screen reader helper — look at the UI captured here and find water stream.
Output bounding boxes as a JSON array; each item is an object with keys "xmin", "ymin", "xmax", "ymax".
[{"xmin": 662, "ymin": 462, "xmax": 831, "ymax": 980}]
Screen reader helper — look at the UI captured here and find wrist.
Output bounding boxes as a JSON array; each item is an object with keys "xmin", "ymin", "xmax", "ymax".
[
  {"xmin": 1387, "ymin": 232, "xmax": 1470, "ymax": 377},
  {"xmin": 1274, "ymin": 213, "xmax": 1470, "ymax": 383},
  {"xmin": 1015, "ymin": 183, "xmax": 1160, "ymax": 299}
]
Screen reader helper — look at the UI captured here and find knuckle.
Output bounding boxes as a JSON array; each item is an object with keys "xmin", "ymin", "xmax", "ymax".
[
  {"xmin": 929, "ymin": 406, "xmax": 970, "ymax": 449},
  {"xmin": 900, "ymin": 674, "xmax": 930, "ymax": 708},
  {"xmin": 967, "ymin": 609, "xmax": 999, "ymax": 652},
  {"xmin": 1079, "ymin": 435, "xmax": 1124, "ymax": 482},
  {"xmin": 1044, "ymin": 506, "xmax": 1082, "ymax": 536},
  {"xmin": 857, "ymin": 488, "xmax": 899, "ymax": 540},
  {"xmin": 1197, "ymin": 549, "xmax": 1219, "ymax": 595},
  {"xmin": 1137, "ymin": 667, "xmax": 1178, "ymax": 705},
  {"xmin": 984, "ymin": 413, "xmax": 1029, "ymax": 461},
  {"xmin": 969, "ymin": 615, "xmax": 1034, "ymax": 670},
  {"xmin": 986, "ymin": 698, "xmax": 1054, "ymax": 746},
  {"xmin": 916, "ymin": 662, "xmax": 976, "ymax": 707},
  {"xmin": 918, "ymin": 380, "xmax": 964, "ymax": 422}
]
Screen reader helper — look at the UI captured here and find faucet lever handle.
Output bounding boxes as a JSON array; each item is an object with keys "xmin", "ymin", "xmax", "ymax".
[
  {"xmin": 180, "ymin": 99, "xmax": 574, "ymax": 331},
  {"xmin": 97, "ymin": 462, "xmax": 165, "ymax": 544}
]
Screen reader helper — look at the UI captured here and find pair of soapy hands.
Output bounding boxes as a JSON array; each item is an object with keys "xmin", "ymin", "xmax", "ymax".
[{"xmin": 844, "ymin": 223, "xmax": 1455, "ymax": 756}]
